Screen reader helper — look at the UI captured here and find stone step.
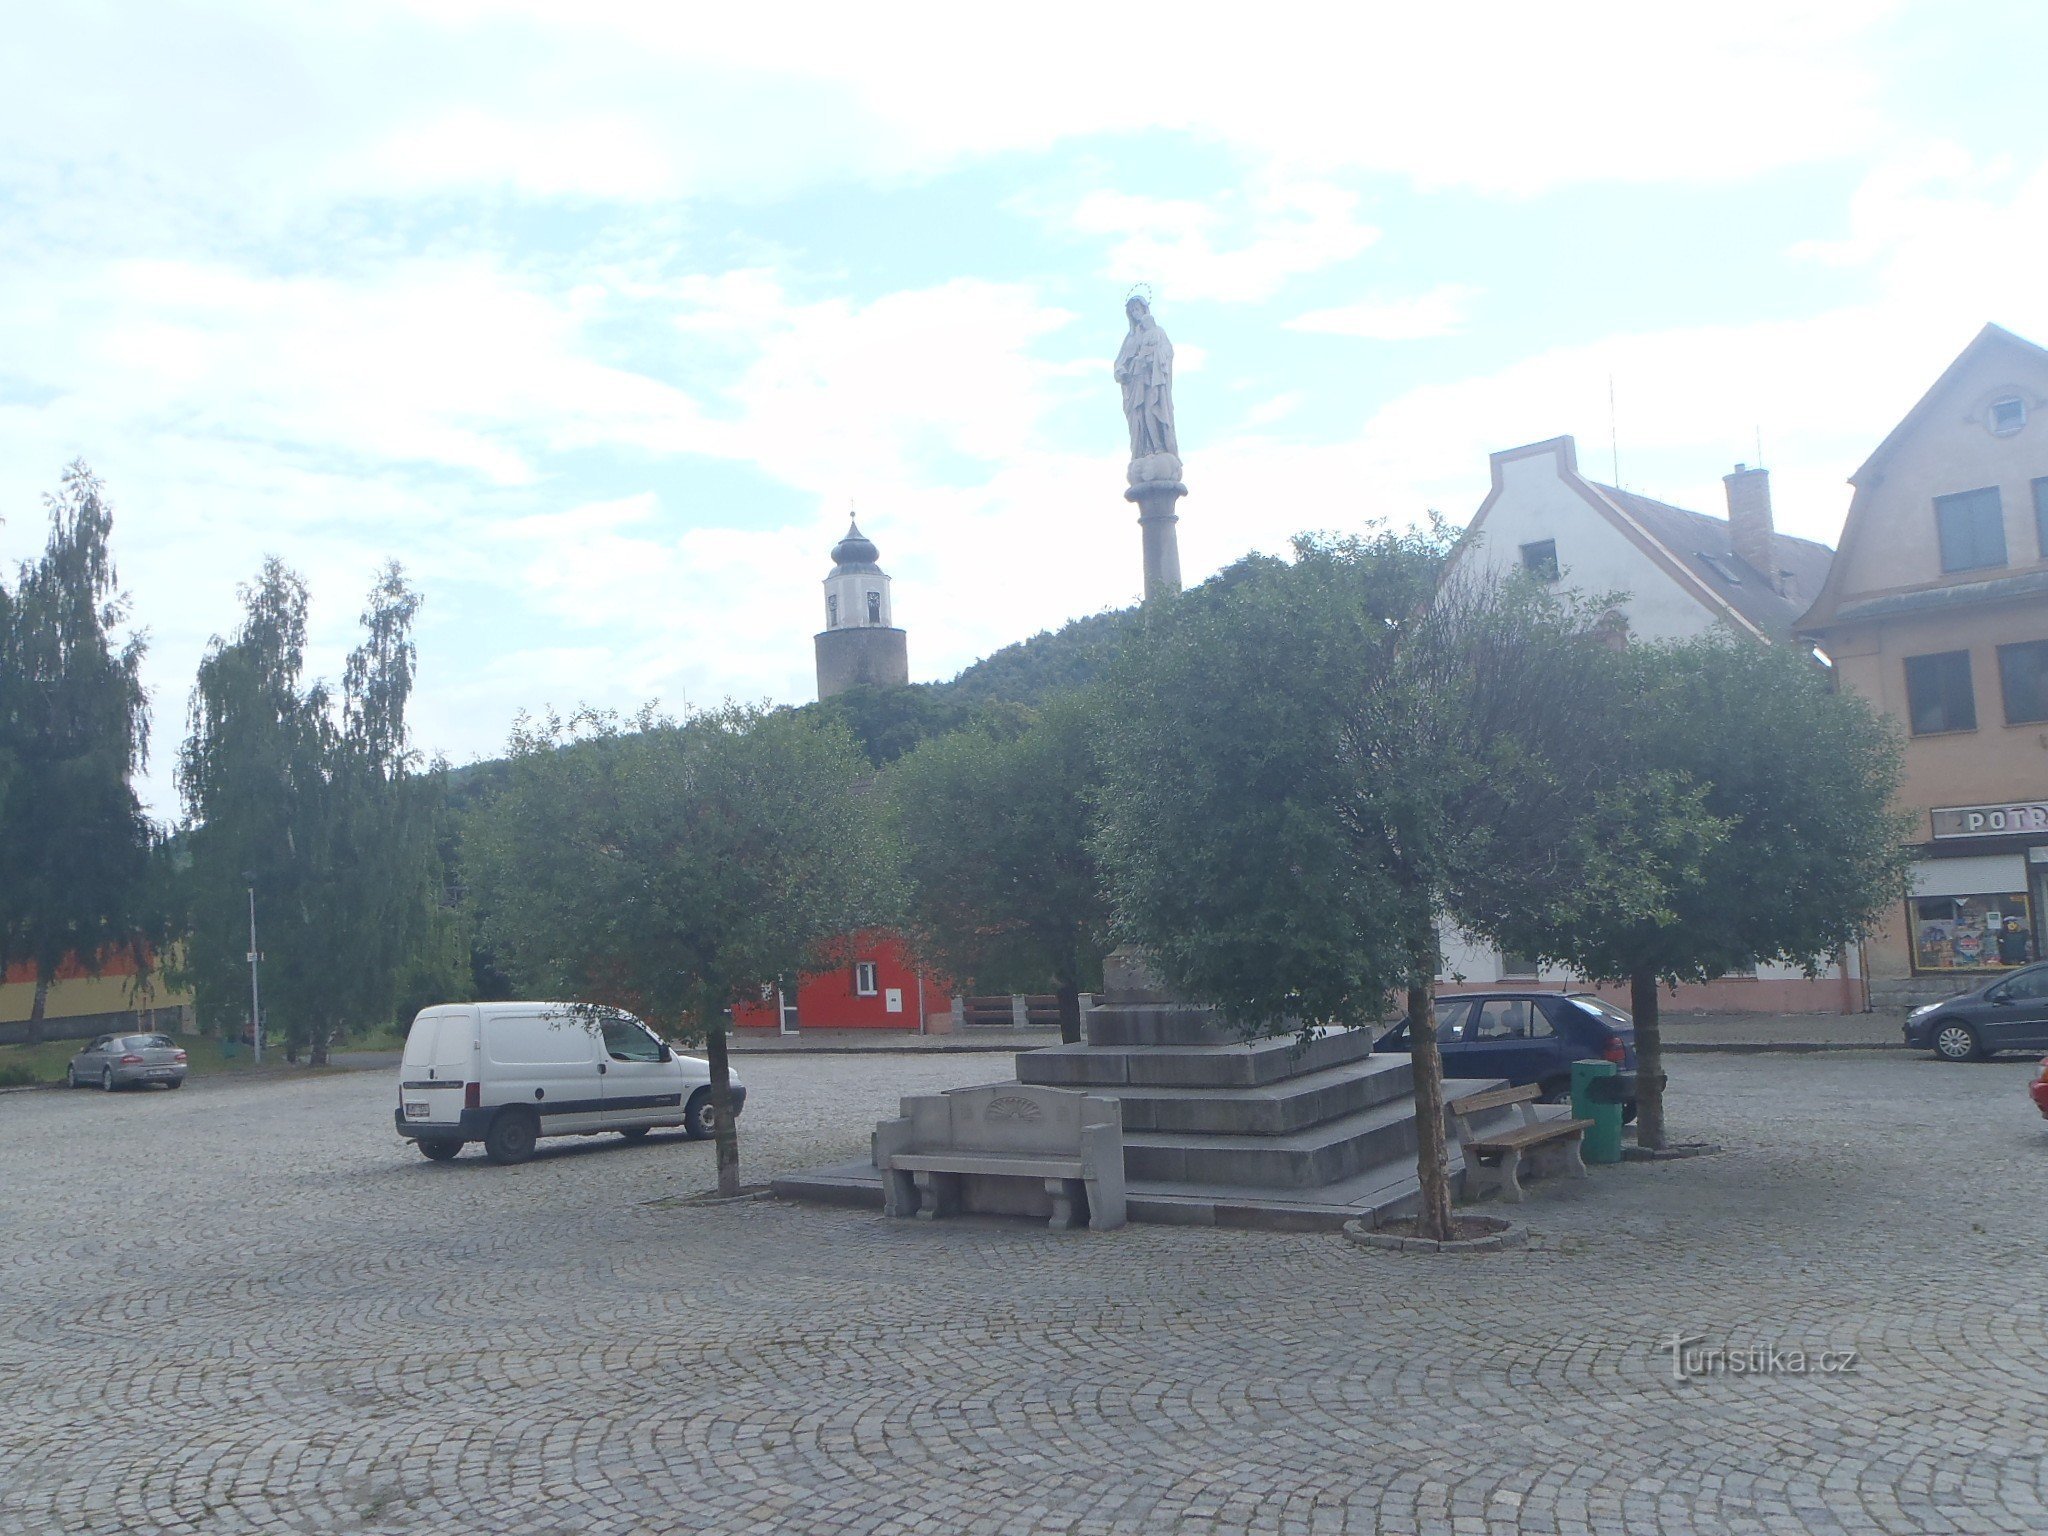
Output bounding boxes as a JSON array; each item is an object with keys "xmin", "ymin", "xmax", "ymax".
[
  {"xmin": 1110, "ymin": 1054, "xmax": 1416, "ymax": 1137},
  {"xmin": 1015, "ymin": 1025, "xmax": 1376, "ymax": 1090},
  {"xmin": 1084, "ymin": 1001, "xmax": 1245, "ymax": 1049},
  {"xmin": 1121, "ymin": 1096, "xmax": 1418, "ymax": 1189}
]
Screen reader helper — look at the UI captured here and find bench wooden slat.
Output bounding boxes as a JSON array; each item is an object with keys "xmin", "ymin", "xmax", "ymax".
[
  {"xmin": 1465, "ymin": 1118, "xmax": 1592, "ymax": 1154},
  {"xmin": 890, "ymin": 1153, "xmax": 1087, "ymax": 1179},
  {"xmin": 1449, "ymin": 1083, "xmax": 1544, "ymax": 1116}
]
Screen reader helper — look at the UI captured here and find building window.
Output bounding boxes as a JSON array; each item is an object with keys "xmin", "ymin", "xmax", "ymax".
[
  {"xmin": 1990, "ymin": 397, "xmax": 2027, "ymax": 435},
  {"xmin": 1499, "ymin": 951, "xmax": 1540, "ymax": 979},
  {"xmin": 866, "ymin": 590, "xmax": 882, "ymax": 624},
  {"xmin": 2033, "ymin": 477, "xmax": 2048, "ymax": 560},
  {"xmin": 1904, "ymin": 651, "xmax": 1977, "ymax": 734},
  {"xmin": 1518, "ymin": 540, "xmax": 1559, "ymax": 582},
  {"xmin": 1999, "ymin": 639, "xmax": 2048, "ymax": 725},
  {"xmin": 853, "ymin": 961, "xmax": 878, "ymax": 996},
  {"xmin": 1934, "ymin": 487, "xmax": 2007, "ymax": 573},
  {"xmin": 826, "ymin": 594, "xmax": 839, "ymax": 629},
  {"xmin": 1912, "ymin": 893, "xmax": 2033, "ymax": 972}
]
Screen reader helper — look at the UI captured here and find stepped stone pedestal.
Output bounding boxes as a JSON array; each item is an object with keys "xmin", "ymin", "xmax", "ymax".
[{"xmin": 773, "ymin": 954, "xmax": 1517, "ymax": 1231}]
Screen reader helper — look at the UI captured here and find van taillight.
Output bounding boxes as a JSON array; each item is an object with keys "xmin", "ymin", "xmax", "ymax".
[{"xmin": 464, "ymin": 1082, "xmax": 480, "ymax": 1110}]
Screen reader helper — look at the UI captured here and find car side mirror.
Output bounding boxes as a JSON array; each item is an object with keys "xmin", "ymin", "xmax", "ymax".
[
  {"xmin": 1987, "ymin": 988, "xmax": 2011, "ymax": 1004},
  {"xmin": 658, "ymin": 1043, "xmax": 673, "ymax": 1062}
]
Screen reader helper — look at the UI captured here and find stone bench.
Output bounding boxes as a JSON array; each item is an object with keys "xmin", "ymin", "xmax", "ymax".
[
  {"xmin": 874, "ymin": 1083, "xmax": 1126, "ymax": 1231},
  {"xmin": 1449, "ymin": 1084, "xmax": 1590, "ymax": 1203}
]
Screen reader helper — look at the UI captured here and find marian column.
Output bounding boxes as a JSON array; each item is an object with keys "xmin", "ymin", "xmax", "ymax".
[{"xmin": 1113, "ymin": 294, "xmax": 1185, "ymax": 600}]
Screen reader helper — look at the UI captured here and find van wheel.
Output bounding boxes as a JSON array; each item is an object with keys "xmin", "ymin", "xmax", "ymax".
[
  {"xmin": 618, "ymin": 1126, "xmax": 650, "ymax": 1142},
  {"xmin": 683, "ymin": 1088, "xmax": 715, "ymax": 1140},
  {"xmin": 483, "ymin": 1108, "xmax": 540, "ymax": 1164},
  {"xmin": 417, "ymin": 1137, "xmax": 462, "ymax": 1162}
]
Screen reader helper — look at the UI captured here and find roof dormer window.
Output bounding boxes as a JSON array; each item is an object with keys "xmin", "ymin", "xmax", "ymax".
[{"xmin": 1990, "ymin": 396, "xmax": 2026, "ymax": 436}]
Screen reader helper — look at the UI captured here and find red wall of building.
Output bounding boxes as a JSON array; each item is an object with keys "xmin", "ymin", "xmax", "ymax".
[{"xmin": 731, "ymin": 931, "xmax": 947, "ymax": 1031}]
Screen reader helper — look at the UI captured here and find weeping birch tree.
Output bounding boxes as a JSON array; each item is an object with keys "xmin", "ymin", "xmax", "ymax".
[{"xmin": 0, "ymin": 462, "xmax": 156, "ymax": 1043}]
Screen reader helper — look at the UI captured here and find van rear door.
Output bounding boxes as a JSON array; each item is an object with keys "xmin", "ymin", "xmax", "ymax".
[{"xmin": 399, "ymin": 1010, "xmax": 471, "ymax": 1128}]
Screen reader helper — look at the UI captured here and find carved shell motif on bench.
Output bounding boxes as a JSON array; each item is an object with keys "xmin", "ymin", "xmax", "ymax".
[{"xmin": 985, "ymin": 1095, "xmax": 1044, "ymax": 1122}]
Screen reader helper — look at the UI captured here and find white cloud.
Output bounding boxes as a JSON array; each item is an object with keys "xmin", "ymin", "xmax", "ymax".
[
  {"xmin": 1071, "ymin": 183, "xmax": 1380, "ymax": 303},
  {"xmin": 1288, "ymin": 284, "xmax": 1481, "ymax": 341}
]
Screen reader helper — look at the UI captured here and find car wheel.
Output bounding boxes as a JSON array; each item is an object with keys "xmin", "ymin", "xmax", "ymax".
[
  {"xmin": 1622, "ymin": 1100, "xmax": 1638, "ymax": 1125},
  {"xmin": 1932, "ymin": 1023, "xmax": 1982, "ymax": 1062},
  {"xmin": 101, "ymin": 1067, "xmax": 116, "ymax": 1093},
  {"xmin": 483, "ymin": 1107, "xmax": 540, "ymax": 1165},
  {"xmin": 65, "ymin": 1064, "xmax": 79, "ymax": 1089},
  {"xmin": 416, "ymin": 1137, "xmax": 462, "ymax": 1162},
  {"xmin": 165, "ymin": 1077, "xmax": 184, "ymax": 1090},
  {"xmin": 1535, "ymin": 1076, "xmax": 1572, "ymax": 1104},
  {"xmin": 683, "ymin": 1088, "xmax": 716, "ymax": 1140},
  {"xmin": 618, "ymin": 1126, "xmax": 651, "ymax": 1142}
]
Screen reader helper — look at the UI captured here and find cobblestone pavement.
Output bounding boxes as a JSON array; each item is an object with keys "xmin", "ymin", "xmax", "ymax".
[{"xmin": 3, "ymin": 1049, "xmax": 2045, "ymax": 1535}]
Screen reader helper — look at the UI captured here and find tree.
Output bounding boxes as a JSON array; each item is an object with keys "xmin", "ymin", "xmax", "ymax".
[
  {"xmin": 0, "ymin": 463, "xmax": 156, "ymax": 1043},
  {"xmin": 177, "ymin": 560, "xmax": 460, "ymax": 1064},
  {"xmin": 884, "ymin": 690, "xmax": 1111, "ymax": 1043},
  {"xmin": 464, "ymin": 704, "xmax": 883, "ymax": 1196},
  {"xmin": 1518, "ymin": 635, "xmax": 1911, "ymax": 1149},
  {"xmin": 1095, "ymin": 531, "xmax": 1690, "ymax": 1239}
]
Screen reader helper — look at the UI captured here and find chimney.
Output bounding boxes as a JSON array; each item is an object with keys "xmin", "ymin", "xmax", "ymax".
[{"xmin": 1723, "ymin": 463, "xmax": 1777, "ymax": 591}]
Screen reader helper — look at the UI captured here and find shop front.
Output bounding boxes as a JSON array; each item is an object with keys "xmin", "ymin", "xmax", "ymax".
[{"xmin": 1907, "ymin": 800, "xmax": 2048, "ymax": 987}]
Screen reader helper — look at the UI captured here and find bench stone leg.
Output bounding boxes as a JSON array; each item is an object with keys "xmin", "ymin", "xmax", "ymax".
[
  {"xmin": 914, "ymin": 1170, "xmax": 960, "ymax": 1221},
  {"xmin": 1495, "ymin": 1149, "xmax": 1526, "ymax": 1203},
  {"xmin": 1558, "ymin": 1135, "xmax": 1588, "ymax": 1180},
  {"xmin": 1045, "ymin": 1178, "xmax": 1077, "ymax": 1231},
  {"xmin": 883, "ymin": 1167, "xmax": 917, "ymax": 1219},
  {"xmin": 1084, "ymin": 1172, "xmax": 1126, "ymax": 1232}
]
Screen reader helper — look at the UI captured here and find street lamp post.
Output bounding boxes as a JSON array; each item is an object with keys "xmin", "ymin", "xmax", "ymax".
[{"xmin": 244, "ymin": 877, "xmax": 262, "ymax": 1066}]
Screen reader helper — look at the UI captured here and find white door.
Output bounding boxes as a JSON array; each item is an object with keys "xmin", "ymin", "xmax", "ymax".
[
  {"xmin": 483, "ymin": 1011, "xmax": 607, "ymax": 1133},
  {"xmin": 599, "ymin": 1016, "xmax": 687, "ymax": 1127}
]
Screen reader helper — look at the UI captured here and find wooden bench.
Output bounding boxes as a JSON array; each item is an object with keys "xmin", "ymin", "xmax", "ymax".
[
  {"xmin": 1448, "ymin": 1084, "xmax": 1591, "ymax": 1203},
  {"xmin": 873, "ymin": 1083, "xmax": 1126, "ymax": 1231}
]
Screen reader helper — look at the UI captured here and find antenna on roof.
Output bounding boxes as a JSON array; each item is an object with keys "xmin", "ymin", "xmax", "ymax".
[
  {"xmin": 1608, "ymin": 373, "xmax": 1620, "ymax": 486},
  {"xmin": 1755, "ymin": 425, "xmax": 1764, "ymax": 468}
]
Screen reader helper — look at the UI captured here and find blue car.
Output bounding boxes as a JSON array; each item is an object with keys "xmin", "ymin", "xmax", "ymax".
[{"xmin": 1376, "ymin": 989, "xmax": 1638, "ymax": 1115}]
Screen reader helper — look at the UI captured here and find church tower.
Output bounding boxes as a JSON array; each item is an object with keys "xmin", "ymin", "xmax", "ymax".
[{"xmin": 813, "ymin": 518, "xmax": 909, "ymax": 700}]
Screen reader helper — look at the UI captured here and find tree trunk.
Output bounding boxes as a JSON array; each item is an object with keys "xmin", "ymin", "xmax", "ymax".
[
  {"xmin": 309, "ymin": 1027, "xmax": 329, "ymax": 1068},
  {"xmin": 26, "ymin": 973, "xmax": 50, "ymax": 1047},
  {"xmin": 1406, "ymin": 980, "xmax": 1456, "ymax": 1242},
  {"xmin": 704, "ymin": 992, "xmax": 741, "ymax": 1198},
  {"xmin": 1055, "ymin": 977, "xmax": 1083, "ymax": 1046},
  {"xmin": 1630, "ymin": 969, "xmax": 1667, "ymax": 1152}
]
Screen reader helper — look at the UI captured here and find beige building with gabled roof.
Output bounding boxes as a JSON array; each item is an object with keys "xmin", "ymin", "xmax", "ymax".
[{"xmin": 1799, "ymin": 323, "xmax": 2048, "ymax": 1008}]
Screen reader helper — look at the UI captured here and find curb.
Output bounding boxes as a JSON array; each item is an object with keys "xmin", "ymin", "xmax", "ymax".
[
  {"xmin": 1341, "ymin": 1216, "xmax": 1528, "ymax": 1255},
  {"xmin": 1662, "ymin": 1041, "xmax": 1904, "ymax": 1054},
  {"xmin": 1623, "ymin": 1142, "xmax": 1724, "ymax": 1162}
]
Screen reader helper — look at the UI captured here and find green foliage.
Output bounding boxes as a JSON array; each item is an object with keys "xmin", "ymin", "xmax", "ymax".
[
  {"xmin": 1095, "ymin": 529, "xmax": 1686, "ymax": 1025},
  {"xmin": 464, "ymin": 703, "xmax": 886, "ymax": 1036},
  {"xmin": 940, "ymin": 607, "xmax": 1141, "ymax": 712},
  {"xmin": 0, "ymin": 463, "xmax": 157, "ymax": 1038},
  {"xmin": 176, "ymin": 560, "xmax": 462, "ymax": 1061},
  {"xmin": 801, "ymin": 683, "xmax": 978, "ymax": 767},
  {"xmin": 1530, "ymin": 636, "xmax": 1912, "ymax": 984},
  {"xmin": 883, "ymin": 691, "xmax": 1111, "ymax": 1039}
]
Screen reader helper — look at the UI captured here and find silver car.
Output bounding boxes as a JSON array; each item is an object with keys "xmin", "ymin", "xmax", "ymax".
[{"xmin": 66, "ymin": 1033, "xmax": 188, "ymax": 1091}]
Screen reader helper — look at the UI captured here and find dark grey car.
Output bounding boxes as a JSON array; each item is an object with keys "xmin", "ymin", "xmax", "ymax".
[
  {"xmin": 1903, "ymin": 963, "xmax": 2048, "ymax": 1061},
  {"xmin": 66, "ymin": 1033, "xmax": 188, "ymax": 1090}
]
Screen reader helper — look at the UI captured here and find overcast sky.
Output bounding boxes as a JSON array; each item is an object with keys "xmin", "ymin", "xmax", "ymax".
[{"xmin": 5, "ymin": 1, "xmax": 2045, "ymax": 816}]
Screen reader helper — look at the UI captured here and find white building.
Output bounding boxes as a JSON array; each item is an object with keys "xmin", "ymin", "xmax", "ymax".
[{"xmin": 1439, "ymin": 434, "xmax": 1863, "ymax": 1013}]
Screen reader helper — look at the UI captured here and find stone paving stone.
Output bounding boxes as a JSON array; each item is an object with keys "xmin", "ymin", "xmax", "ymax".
[{"xmin": 1, "ymin": 1050, "xmax": 2044, "ymax": 1534}]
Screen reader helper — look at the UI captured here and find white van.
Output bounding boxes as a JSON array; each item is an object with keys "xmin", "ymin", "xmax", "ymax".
[{"xmin": 393, "ymin": 1002, "xmax": 745, "ymax": 1164}]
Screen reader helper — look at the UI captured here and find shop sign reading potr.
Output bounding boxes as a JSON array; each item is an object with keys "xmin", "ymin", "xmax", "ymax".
[{"xmin": 1931, "ymin": 801, "xmax": 2048, "ymax": 839}]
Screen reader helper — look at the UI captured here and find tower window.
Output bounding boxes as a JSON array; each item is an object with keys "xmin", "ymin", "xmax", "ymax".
[
  {"xmin": 867, "ymin": 591, "xmax": 882, "ymax": 624},
  {"xmin": 827, "ymin": 594, "xmax": 839, "ymax": 629}
]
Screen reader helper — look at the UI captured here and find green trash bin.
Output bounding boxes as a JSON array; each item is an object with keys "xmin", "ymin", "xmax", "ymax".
[{"xmin": 1570, "ymin": 1058, "xmax": 1627, "ymax": 1165}]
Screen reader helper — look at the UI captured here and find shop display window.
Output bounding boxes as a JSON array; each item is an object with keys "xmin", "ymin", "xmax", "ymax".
[{"xmin": 1911, "ymin": 892, "xmax": 2035, "ymax": 972}]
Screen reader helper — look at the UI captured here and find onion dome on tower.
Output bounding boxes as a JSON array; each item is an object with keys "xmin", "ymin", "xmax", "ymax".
[{"xmin": 814, "ymin": 516, "xmax": 909, "ymax": 700}]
